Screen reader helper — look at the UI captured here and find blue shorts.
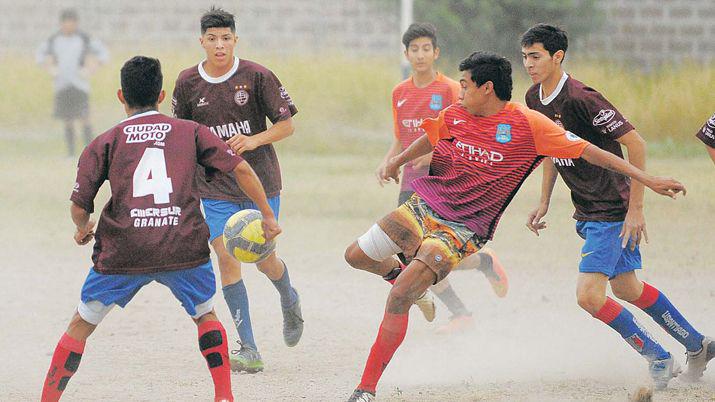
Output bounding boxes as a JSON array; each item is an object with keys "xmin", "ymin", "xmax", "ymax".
[
  {"xmin": 78, "ymin": 261, "xmax": 216, "ymax": 324},
  {"xmin": 576, "ymin": 221, "xmax": 642, "ymax": 279},
  {"xmin": 202, "ymin": 197, "xmax": 281, "ymax": 242}
]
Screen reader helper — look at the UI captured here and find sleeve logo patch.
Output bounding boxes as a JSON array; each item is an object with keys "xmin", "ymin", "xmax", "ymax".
[
  {"xmin": 592, "ymin": 109, "xmax": 615, "ymax": 126},
  {"xmin": 565, "ymin": 131, "xmax": 582, "ymax": 141}
]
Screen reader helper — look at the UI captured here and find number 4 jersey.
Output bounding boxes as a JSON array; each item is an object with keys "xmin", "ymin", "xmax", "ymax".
[{"xmin": 71, "ymin": 111, "xmax": 244, "ymax": 274}]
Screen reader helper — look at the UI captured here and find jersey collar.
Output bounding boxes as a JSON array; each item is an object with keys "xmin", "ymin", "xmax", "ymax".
[
  {"xmin": 539, "ymin": 71, "xmax": 569, "ymax": 105},
  {"xmin": 198, "ymin": 57, "xmax": 240, "ymax": 84},
  {"xmin": 120, "ymin": 110, "xmax": 160, "ymax": 123}
]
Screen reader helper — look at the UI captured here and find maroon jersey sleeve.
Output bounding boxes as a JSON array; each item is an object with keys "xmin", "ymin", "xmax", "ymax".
[
  {"xmin": 696, "ymin": 113, "xmax": 715, "ymax": 148},
  {"xmin": 258, "ymin": 69, "xmax": 298, "ymax": 124},
  {"xmin": 195, "ymin": 124, "xmax": 244, "ymax": 176},
  {"xmin": 70, "ymin": 136, "xmax": 110, "ymax": 213},
  {"xmin": 561, "ymin": 89, "xmax": 634, "ymax": 140},
  {"xmin": 172, "ymin": 78, "xmax": 191, "ymax": 120}
]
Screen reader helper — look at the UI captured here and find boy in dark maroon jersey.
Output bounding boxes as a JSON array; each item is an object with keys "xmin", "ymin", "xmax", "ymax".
[
  {"xmin": 522, "ymin": 24, "xmax": 714, "ymax": 390},
  {"xmin": 172, "ymin": 7, "xmax": 302, "ymax": 373},
  {"xmin": 696, "ymin": 113, "xmax": 715, "ymax": 164},
  {"xmin": 344, "ymin": 51, "xmax": 686, "ymax": 402},
  {"xmin": 40, "ymin": 56, "xmax": 281, "ymax": 402}
]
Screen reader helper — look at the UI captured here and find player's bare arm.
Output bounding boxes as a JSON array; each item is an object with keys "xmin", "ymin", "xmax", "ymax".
[
  {"xmin": 526, "ymin": 158, "xmax": 558, "ymax": 236},
  {"xmin": 376, "ymin": 138, "xmax": 402, "ymax": 186},
  {"xmin": 616, "ymin": 130, "xmax": 648, "ymax": 250},
  {"xmin": 232, "ymin": 160, "xmax": 282, "ymax": 240},
  {"xmin": 385, "ymin": 134, "xmax": 434, "ymax": 183},
  {"xmin": 70, "ymin": 202, "xmax": 95, "ymax": 245},
  {"xmin": 580, "ymin": 144, "xmax": 686, "ymax": 199},
  {"xmin": 226, "ymin": 117, "xmax": 294, "ymax": 155}
]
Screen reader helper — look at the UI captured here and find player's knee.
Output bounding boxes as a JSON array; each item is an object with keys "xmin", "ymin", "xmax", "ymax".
[
  {"xmin": 387, "ymin": 284, "xmax": 414, "ymax": 312},
  {"xmin": 576, "ymin": 289, "xmax": 606, "ymax": 315},
  {"xmin": 344, "ymin": 242, "xmax": 369, "ymax": 269},
  {"xmin": 67, "ymin": 312, "xmax": 97, "ymax": 341},
  {"xmin": 611, "ymin": 284, "xmax": 641, "ymax": 302}
]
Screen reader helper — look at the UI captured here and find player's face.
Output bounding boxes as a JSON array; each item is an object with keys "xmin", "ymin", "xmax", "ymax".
[
  {"xmin": 60, "ymin": 19, "xmax": 78, "ymax": 35},
  {"xmin": 200, "ymin": 28, "xmax": 238, "ymax": 67},
  {"xmin": 404, "ymin": 37, "xmax": 439, "ymax": 74},
  {"xmin": 459, "ymin": 70, "xmax": 488, "ymax": 115},
  {"xmin": 521, "ymin": 43, "xmax": 562, "ymax": 84}
]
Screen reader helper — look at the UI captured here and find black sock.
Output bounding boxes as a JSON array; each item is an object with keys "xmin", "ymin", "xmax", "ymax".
[
  {"xmin": 434, "ymin": 285, "xmax": 470, "ymax": 316},
  {"xmin": 477, "ymin": 253, "xmax": 493, "ymax": 272},
  {"xmin": 64, "ymin": 124, "xmax": 75, "ymax": 156}
]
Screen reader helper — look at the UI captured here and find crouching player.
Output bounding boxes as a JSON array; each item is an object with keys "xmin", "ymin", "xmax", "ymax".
[
  {"xmin": 344, "ymin": 51, "xmax": 686, "ymax": 401},
  {"xmin": 40, "ymin": 56, "xmax": 280, "ymax": 402}
]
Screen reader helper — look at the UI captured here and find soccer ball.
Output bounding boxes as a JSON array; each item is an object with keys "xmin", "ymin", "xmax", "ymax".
[{"xmin": 223, "ymin": 209, "xmax": 276, "ymax": 263}]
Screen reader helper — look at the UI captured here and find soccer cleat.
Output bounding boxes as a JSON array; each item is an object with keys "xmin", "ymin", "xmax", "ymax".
[
  {"xmin": 478, "ymin": 248, "xmax": 509, "ymax": 298},
  {"xmin": 649, "ymin": 353, "xmax": 681, "ymax": 390},
  {"xmin": 282, "ymin": 291, "xmax": 304, "ymax": 347},
  {"xmin": 682, "ymin": 336, "xmax": 715, "ymax": 382},
  {"xmin": 414, "ymin": 290, "xmax": 436, "ymax": 322},
  {"xmin": 347, "ymin": 389, "xmax": 375, "ymax": 402},
  {"xmin": 435, "ymin": 314, "xmax": 475, "ymax": 335},
  {"xmin": 229, "ymin": 346, "xmax": 264, "ymax": 373}
]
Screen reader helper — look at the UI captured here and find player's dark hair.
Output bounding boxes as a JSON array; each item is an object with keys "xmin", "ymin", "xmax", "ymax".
[
  {"xmin": 520, "ymin": 23, "xmax": 568, "ymax": 60},
  {"xmin": 60, "ymin": 8, "xmax": 78, "ymax": 22},
  {"xmin": 459, "ymin": 51, "xmax": 512, "ymax": 101},
  {"xmin": 120, "ymin": 56, "xmax": 163, "ymax": 108},
  {"xmin": 201, "ymin": 6, "xmax": 236, "ymax": 34},
  {"xmin": 402, "ymin": 22, "xmax": 437, "ymax": 49}
]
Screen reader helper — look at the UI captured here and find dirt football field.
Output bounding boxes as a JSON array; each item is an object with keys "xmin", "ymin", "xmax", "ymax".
[{"xmin": 1, "ymin": 131, "xmax": 714, "ymax": 401}]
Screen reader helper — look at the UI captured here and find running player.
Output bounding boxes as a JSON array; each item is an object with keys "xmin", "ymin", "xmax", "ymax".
[
  {"xmin": 377, "ymin": 22, "xmax": 509, "ymax": 334},
  {"xmin": 521, "ymin": 23, "xmax": 713, "ymax": 389},
  {"xmin": 696, "ymin": 113, "xmax": 715, "ymax": 164},
  {"xmin": 172, "ymin": 7, "xmax": 302, "ymax": 373},
  {"xmin": 41, "ymin": 56, "xmax": 281, "ymax": 402},
  {"xmin": 345, "ymin": 51, "xmax": 686, "ymax": 401}
]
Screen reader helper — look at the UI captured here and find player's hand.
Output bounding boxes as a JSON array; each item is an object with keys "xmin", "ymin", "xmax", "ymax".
[
  {"xmin": 375, "ymin": 161, "xmax": 390, "ymax": 187},
  {"xmin": 526, "ymin": 204, "xmax": 549, "ymax": 236},
  {"xmin": 645, "ymin": 176, "xmax": 686, "ymax": 199},
  {"xmin": 384, "ymin": 156, "xmax": 402, "ymax": 185},
  {"xmin": 74, "ymin": 220, "xmax": 96, "ymax": 245},
  {"xmin": 227, "ymin": 134, "xmax": 261, "ymax": 155},
  {"xmin": 261, "ymin": 216, "xmax": 282, "ymax": 241},
  {"xmin": 621, "ymin": 208, "xmax": 647, "ymax": 250},
  {"xmin": 411, "ymin": 154, "xmax": 432, "ymax": 169}
]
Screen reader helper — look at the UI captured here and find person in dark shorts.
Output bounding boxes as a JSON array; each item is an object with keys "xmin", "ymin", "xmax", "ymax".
[
  {"xmin": 522, "ymin": 23, "xmax": 713, "ymax": 390},
  {"xmin": 696, "ymin": 113, "xmax": 715, "ymax": 164},
  {"xmin": 36, "ymin": 8, "xmax": 109, "ymax": 156},
  {"xmin": 40, "ymin": 56, "xmax": 280, "ymax": 402}
]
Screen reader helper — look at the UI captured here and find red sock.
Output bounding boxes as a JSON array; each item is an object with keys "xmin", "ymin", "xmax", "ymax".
[
  {"xmin": 41, "ymin": 333, "xmax": 85, "ymax": 402},
  {"xmin": 198, "ymin": 320, "xmax": 233, "ymax": 402},
  {"xmin": 358, "ymin": 312, "xmax": 409, "ymax": 393}
]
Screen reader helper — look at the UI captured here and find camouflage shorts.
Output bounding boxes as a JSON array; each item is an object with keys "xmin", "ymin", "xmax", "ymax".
[{"xmin": 378, "ymin": 194, "xmax": 485, "ymax": 283}]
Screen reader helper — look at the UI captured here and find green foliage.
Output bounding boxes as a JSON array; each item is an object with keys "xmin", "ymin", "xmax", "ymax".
[{"xmin": 414, "ymin": 0, "xmax": 603, "ymax": 63}]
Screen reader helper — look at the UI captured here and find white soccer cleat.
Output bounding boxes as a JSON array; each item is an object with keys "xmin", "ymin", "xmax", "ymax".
[
  {"xmin": 413, "ymin": 290, "xmax": 436, "ymax": 322},
  {"xmin": 649, "ymin": 353, "xmax": 681, "ymax": 390},
  {"xmin": 683, "ymin": 336, "xmax": 715, "ymax": 382}
]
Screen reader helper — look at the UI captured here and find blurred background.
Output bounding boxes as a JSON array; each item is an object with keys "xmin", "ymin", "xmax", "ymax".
[{"xmin": 0, "ymin": 0, "xmax": 713, "ymax": 157}]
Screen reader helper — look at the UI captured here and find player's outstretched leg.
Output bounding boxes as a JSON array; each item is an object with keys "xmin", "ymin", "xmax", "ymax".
[
  {"xmin": 452, "ymin": 248, "xmax": 509, "ymax": 297},
  {"xmin": 256, "ymin": 254, "xmax": 303, "ymax": 347},
  {"xmin": 578, "ymin": 273, "xmax": 679, "ymax": 390},
  {"xmin": 211, "ymin": 237, "xmax": 262, "ymax": 373},
  {"xmin": 41, "ymin": 312, "xmax": 95, "ymax": 402},
  {"xmin": 345, "ymin": 236, "xmax": 435, "ymax": 322},
  {"xmin": 611, "ymin": 273, "xmax": 713, "ymax": 381},
  {"xmin": 348, "ymin": 260, "xmax": 437, "ymax": 401},
  {"xmin": 196, "ymin": 312, "xmax": 233, "ymax": 402}
]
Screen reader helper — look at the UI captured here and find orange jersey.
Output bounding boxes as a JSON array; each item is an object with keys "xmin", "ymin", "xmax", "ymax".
[
  {"xmin": 417, "ymin": 102, "xmax": 588, "ymax": 239},
  {"xmin": 391, "ymin": 72, "xmax": 461, "ymax": 191}
]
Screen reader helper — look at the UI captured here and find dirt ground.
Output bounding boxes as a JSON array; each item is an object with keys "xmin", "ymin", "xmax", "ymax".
[{"xmin": 1, "ymin": 132, "xmax": 714, "ymax": 401}]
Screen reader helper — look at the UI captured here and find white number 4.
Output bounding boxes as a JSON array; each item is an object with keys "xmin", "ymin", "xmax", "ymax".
[{"xmin": 133, "ymin": 148, "xmax": 173, "ymax": 204}]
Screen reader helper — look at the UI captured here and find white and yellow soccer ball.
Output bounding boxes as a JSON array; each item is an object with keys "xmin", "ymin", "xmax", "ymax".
[{"xmin": 223, "ymin": 209, "xmax": 276, "ymax": 263}]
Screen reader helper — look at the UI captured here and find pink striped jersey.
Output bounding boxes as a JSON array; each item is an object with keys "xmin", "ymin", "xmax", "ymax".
[{"xmin": 413, "ymin": 102, "xmax": 589, "ymax": 240}]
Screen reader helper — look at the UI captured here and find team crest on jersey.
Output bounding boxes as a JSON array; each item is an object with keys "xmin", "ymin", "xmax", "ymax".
[
  {"xmin": 495, "ymin": 124, "xmax": 512, "ymax": 143},
  {"xmin": 234, "ymin": 89, "xmax": 249, "ymax": 106},
  {"xmin": 429, "ymin": 94, "xmax": 443, "ymax": 110}
]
